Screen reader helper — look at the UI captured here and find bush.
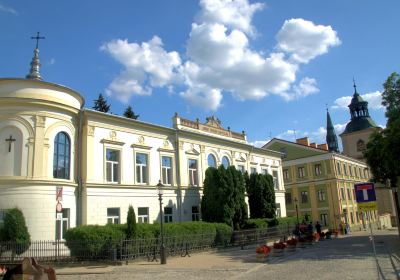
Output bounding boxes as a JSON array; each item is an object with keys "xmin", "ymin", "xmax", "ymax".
[
  {"xmin": 1, "ymin": 208, "xmax": 31, "ymax": 255},
  {"xmin": 214, "ymin": 223, "xmax": 233, "ymax": 245},
  {"xmin": 126, "ymin": 206, "xmax": 137, "ymax": 239},
  {"xmin": 65, "ymin": 224, "xmax": 125, "ymax": 259},
  {"xmin": 242, "ymin": 218, "xmax": 268, "ymax": 229}
]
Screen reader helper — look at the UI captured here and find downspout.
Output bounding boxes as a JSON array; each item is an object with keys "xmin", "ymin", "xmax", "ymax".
[
  {"xmin": 76, "ymin": 107, "xmax": 84, "ymax": 226},
  {"xmin": 175, "ymin": 129, "xmax": 182, "ymax": 222}
]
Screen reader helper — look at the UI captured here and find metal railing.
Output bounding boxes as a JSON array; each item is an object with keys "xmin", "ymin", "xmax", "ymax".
[{"xmin": 0, "ymin": 224, "xmax": 294, "ymax": 264}]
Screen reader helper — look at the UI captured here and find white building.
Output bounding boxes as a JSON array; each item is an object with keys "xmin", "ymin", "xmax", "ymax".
[{"xmin": 0, "ymin": 47, "xmax": 286, "ymax": 240}]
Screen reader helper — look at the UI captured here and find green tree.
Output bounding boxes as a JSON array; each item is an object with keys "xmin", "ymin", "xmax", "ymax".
[
  {"xmin": 227, "ymin": 166, "xmax": 248, "ymax": 229},
  {"xmin": 123, "ymin": 106, "xmax": 139, "ymax": 119},
  {"xmin": 201, "ymin": 167, "xmax": 221, "ymax": 223},
  {"xmin": 1, "ymin": 208, "xmax": 31, "ymax": 257},
  {"xmin": 126, "ymin": 205, "xmax": 137, "ymax": 239},
  {"xmin": 246, "ymin": 173, "xmax": 276, "ymax": 219},
  {"xmin": 93, "ymin": 93, "xmax": 110, "ymax": 113},
  {"xmin": 364, "ymin": 72, "xmax": 400, "ymax": 225}
]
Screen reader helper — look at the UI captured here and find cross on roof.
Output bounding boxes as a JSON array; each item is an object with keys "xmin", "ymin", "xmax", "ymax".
[
  {"xmin": 5, "ymin": 135, "xmax": 16, "ymax": 153},
  {"xmin": 31, "ymin": 32, "xmax": 45, "ymax": 49}
]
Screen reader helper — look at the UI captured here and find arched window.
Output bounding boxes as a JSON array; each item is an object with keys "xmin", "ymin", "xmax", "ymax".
[
  {"xmin": 357, "ymin": 139, "xmax": 365, "ymax": 152},
  {"xmin": 53, "ymin": 132, "xmax": 70, "ymax": 179},
  {"xmin": 221, "ymin": 156, "xmax": 230, "ymax": 168},
  {"xmin": 207, "ymin": 154, "xmax": 217, "ymax": 168}
]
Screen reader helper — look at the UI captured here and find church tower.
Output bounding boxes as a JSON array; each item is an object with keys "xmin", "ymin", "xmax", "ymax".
[
  {"xmin": 326, "ymin": 109, "xmax": 339, "ymax": 152},
  {"xmin": 340, "ymin": 81, "xmax": 379, "ymax": 160}
]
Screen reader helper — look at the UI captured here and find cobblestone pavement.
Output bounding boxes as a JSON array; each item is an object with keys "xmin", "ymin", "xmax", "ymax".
[{"xmin": 57, "ymin": 229, "xmax": 400, "ymax": 280}]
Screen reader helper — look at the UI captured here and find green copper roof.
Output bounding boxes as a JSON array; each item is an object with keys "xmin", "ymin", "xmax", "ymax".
[
  {"xmin": 342, "ymin": 117, "xmax": 378, "ymax": 134},
  {"xmin": 326, "ymin": 110, "xmax": 339, "ymax": 152}
]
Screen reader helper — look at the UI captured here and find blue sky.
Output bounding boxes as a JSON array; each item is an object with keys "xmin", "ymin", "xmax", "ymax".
[{"xmin": 1, "ymin": 0, "xmax": 398, "ymax": 147}]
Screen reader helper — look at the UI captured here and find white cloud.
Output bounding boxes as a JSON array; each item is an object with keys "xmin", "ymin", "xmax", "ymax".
[
  {"xmin": 280, "ymin": 77, "xmax": 319, "ymax": 101},
  {"xmin": 250, "ymin": 140, "xmax": 267, "ymax": 148},
  {"xmin": 102, "ymin": 1, "xmax": 340, "ymax": 110},
  {"xmin": 48, "ymin": 58, "xmax": 56, "ymax": 65},
  {"xmin": 0, "ymin": 4, "xmax": 17, "ymax": 15},
  {"xmin": 276, "ymin": 129, "xmax": 308, "ymax": 141},
  {"xmin": 276, "ymin": 18, "xmax": 341, "ymax": 64},
  {"xmin": 332, "ymin": 91, "xmax": 383, "ymax": 110},
  {"xmin": 197, "ymin": 0, "xmax": 264, "ymax": 36}
]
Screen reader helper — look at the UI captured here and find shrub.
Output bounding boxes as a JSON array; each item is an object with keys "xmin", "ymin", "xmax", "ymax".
[
  {"xmin": 126, "ymin": 206, "xmax": 137, "ymax": 239},
  {"xmin": 242, "ymin": 218, "xmax": 268, "ymax": 229},
  {"xmin": 214, "ymin": 223, "xmax": 233, "ymax": 245},
  {"xmin": 2, "ymin": 208, "xmax": 31, "ymax": 255}
]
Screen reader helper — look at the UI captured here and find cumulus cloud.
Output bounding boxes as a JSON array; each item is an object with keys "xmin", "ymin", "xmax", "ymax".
[
  {"xmin": 276, "ymin": 18, "xmax": 341, "ymax": 64},
  {"xmin": 280, "ymin": 77, "xmax": 319, "ymax": 101},
  {"xmin": 0, "ymin": 4, "xmax": 17, "ymax": 15},
  {"xmin": 250, "ymin": 140, "xmax": 268, "ymax": 148},
  {"xmin": 102, "ymin": 0, "xmax": 340, "ymax": 110},
  {"xmin": 332, "ymin": 91, "xmax": 383, "ymax": 110}
]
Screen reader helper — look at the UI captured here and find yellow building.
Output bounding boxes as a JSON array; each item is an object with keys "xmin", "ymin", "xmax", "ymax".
[{"xmin": 264, "ymin": 137, "xmax": 378, "ymax": 231}]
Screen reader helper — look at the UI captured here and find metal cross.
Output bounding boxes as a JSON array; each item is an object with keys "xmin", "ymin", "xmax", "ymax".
[
  {"xmin": 5, "ymin": 135, "xmax": 16, "ymax": 152},
  {"xmin": 31, "ymin": 32, "xmax": 45, "ymax": 49}
]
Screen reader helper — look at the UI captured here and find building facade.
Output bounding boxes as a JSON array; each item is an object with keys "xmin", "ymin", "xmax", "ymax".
[
  {"xmin": 0, "ymin": 48, "xmax": 286, "ymax": 240},
  {"xmin": 264, "ymin": 137, "xmax": 378, "ymax": 231}
]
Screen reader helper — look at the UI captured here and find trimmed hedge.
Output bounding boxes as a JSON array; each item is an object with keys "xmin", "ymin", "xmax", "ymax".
[{"xmin": 242, "ymin": 216, "xmax": 301, "ymax": 229}]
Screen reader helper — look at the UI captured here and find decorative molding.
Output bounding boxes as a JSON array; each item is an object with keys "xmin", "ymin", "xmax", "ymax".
[
  {"xmin": 88, "ymin": 126, "xmax": 95, "ymax": 136},
  {"xmin": 185, "ymin": 147, "xmax": 200, "ymax": 155},
  {"xmin": 101, "ymin": 139, "xmax": 125, "ymax": 146},
  {"xmin": 109, "ymin": 130, "xmax": 117, "ymax": 141},
  {"xmin": 131, "ymin": 143, "xmax": 152, "ymax": 150},
  {"xmin": 163, "ymin": 140, "xmax": 170, "ymax": 149},
  {"xmin": 178, "ymin": 141, "xmax": 184, "ymax": 150},
  {"xmin": 138, "ymin": 135, "xmax": 145, "ymax": 144},
  {"xmin": 200, "ymin": 145, "xmax": 205, "ymax": 153},
  {"xmin": 35, "ymin": 115, "xmax": 46, "ymax": 127},
  {"xmin": 158, "ymin": 147, "xmax": 174, "ymax": 153},
  {"xmin": 260, "ymin": 163, "xmax": 269, "ymax": 167}
]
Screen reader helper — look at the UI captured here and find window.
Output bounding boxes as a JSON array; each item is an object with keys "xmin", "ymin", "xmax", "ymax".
[
  {"xmin": 314, "ymin": 164, "xmax": 322, "ymax": 176},
  {"xmin": 136, "ymin": 153, "xmax": 148, "ymax": 184},
  {"xmin": 56, "ymin": 208, "xmax": 70, "ymax": 240},
  {"xmin": 298, "ymin": 167, "xmax": 305, "ymax": 178},
  {"xmin": 349, "ymin": 166, "xmax": 353, "ymax": 177},
  {"xmin": 364, "ymin": 168, "xmax": 369, "ymax": 178},
  {"xmin": 359, "ymin": 167, "xmax": 363, "ymax": 179},
  {"xmin": 250, "ymin": 167, "xmax": 257, "ymax": 174},
  {"xmin": 350, "ymin": 212, "xmax": 354, "ymax": 224},
  {"xmin": 320, "ymin": 213, "xmax": 328, "ymax": 226},
  {"xmin": 262, "ymin": 169, "xmax": 269, "ymax": 175},
  {"xmin": 280, "ymin": 147, "xmax": 287, "ymax": 159},
  {"xmin": 357, "ymin": 140, "xmax": 365, "ymax": 152},
  {"xmin": 53, "ymin": 132, "xmax": 70, "ymax": 179},
  {"xmin": 161, "ymin": 156, "xmax": 172, "ymax": 185},
  {"xmin": 301, "ymin": 191, "xmax": 308, "ymax": 203},
  {"xmin": 138, "ymin": 207, "xmax": 149, "ymax": 223},
  {"xmin": 192, "ymin": 206, "xmax": 200, "ymax": 221},
  {"xmin": 317, "ymin": 190, "xmax": 326, "ymax": 202},
  {"xmin": 347, "ymin": 188, "xmax": 352, "ymax": 200},
  {"xmin": 106, "ymin": 149, "xmax": 119, "ymax": 183},
  {"xmin": 336, "ymin": 162, "xmax": 341, "ymax": 175},
  {"xmin": 273, "ymin": 170, "xmax": 279, "ymax": 189},
  {"xmin": 107, "ymin": 208, "xmax": 120, "ymax": 224},
  {"xmin": 164, "ymin": 207, "xmax": 173, "ymax": 223},
  {"xmin": 276, "ymin": 203, "xmax": 281, "ymax": 218},
  {"xmin": 343, "ymin": 164, "xmax": 348, "ymax": 176},
  {"xmin": 207, "ymin": 154, "xmax": 217, "ymax": 168},
  {"xmin": 340, "ymin": 187, "xmax": 346, "ymax": 200},
  {"xmin": 237, "ymin": 165, "xmax": 245, "ymax": 173},
  {"xmin": 283, "ymin": 169, "xmax": 289, "ymax": 180},
  {"xmin": 188, "ymin": 159, "xmax": 198, "ymax": 186},
  {"xmin": 285, "ymin": 192, "xmax": 292, "ymax": 204},
  {"xmin": 221, "ymin": 156, "xmax": 230, "ymax": 168}
]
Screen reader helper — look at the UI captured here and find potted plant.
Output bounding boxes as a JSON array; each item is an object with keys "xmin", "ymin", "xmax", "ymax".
[
  {"xmin": 272, "ymin": 241, "xmax": 286, "ymax": 257},
  {"xmin": 286, "ymin": 238, "xmax": 298, "ymax": 251},
  {"xmin": 256, "ymin": 244, "xmax": 271, "ymax": 260}
]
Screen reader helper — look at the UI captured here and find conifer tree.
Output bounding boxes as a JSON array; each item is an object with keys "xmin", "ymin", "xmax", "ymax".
[
  {"xmin": 126, "ymin": 205, "xmax": 137, "ymax": 239},
  {"xmin": 123, "ymin": 105, "xmax": 139, "ymax": 119},
  {"xmin": 93, "ymin": 93, "xmax": 110, "ymax": 113},
  {"xmin": 1, "ymin": 208, "xmax": 31, "ymax": 256}
]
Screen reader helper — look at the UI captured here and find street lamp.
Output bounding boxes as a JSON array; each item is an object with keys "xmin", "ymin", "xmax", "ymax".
[
  {"xmin": 157, "ymin": 180, "xmax": 167, "ymax": 265},
  {"xmin": 294, "ymin": 197, "xmax": 300, "ymax": 227}
]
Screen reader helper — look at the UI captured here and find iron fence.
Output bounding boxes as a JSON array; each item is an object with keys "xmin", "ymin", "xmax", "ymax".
[{"xmin": 0, "ymin": 224, "xmax": 294, "ymax": 264}]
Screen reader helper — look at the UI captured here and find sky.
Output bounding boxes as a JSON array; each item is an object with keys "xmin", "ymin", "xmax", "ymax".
[{"xmin": 1, "ymin": 0, "xmax": 399, "ymax": 148}]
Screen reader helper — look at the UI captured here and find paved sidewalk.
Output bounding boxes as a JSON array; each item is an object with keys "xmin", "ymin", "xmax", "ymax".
[{"xmin": 56, "ymin": 228, "xmax": 400, "ymax": 280}]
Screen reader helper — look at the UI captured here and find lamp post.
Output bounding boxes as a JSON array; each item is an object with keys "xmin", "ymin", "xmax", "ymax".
[
  {"xmin": 294, "ymin": 197, "xmax": 300, "ymax": 226},
  {"xmin": 157, "ymin": 180, "xmax": 166, "ymax": 264}
]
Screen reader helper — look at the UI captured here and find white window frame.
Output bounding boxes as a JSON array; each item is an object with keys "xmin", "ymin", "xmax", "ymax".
[
  {"xmin": 188, "ymin": 158, "xmax": 198, "ymax": 186},
  {"xmin": 315, "ymin": 164, "xmax": 322, "ymax": 176},
  {"xmin": 262, "ymin": 169, "xmax": 269, "ymax": 175},
  {"xmin": 250, "ymin": 167, "xmax": 257, "ymax": 174},
  {"xmin": 275, "ymin": 203, "xmax": 281, "ymax": 218},
  {"xmin": 301, "ymin": 191, "xmax": 308, "ymax": 203},
  {"xmin": 283, "ymin": 169, "xmax": 289, "ymax": 180},
  {"xmin": 337, "ymin": 162, "xmax": 341, "ymax": 175},
  {"xmin": 105, "ymin": 148, "xmax": 120, "ymax": 183},
  {"xmin": 135, "ymin": 152, "xmax": 149, "ymax": 184},
  {"xmin": 237, "ymin": 165, "xmax": 245, "ymax": 173},
  {"xmin": 138, "ymin": 207, "xmax": 149, "ymax": 224},
  {"xmin": 317, "ymin": 189, "xmax": 326, "ymax": 202},
  {"xmin": 298, "ymin": 167, "xmax": 305, "ymax": 178},
  {"xmin": 107, "ymin": 208, "xmax": 120, "ymax": 224},
  {"xmin": 56, "ymin": 208, "xmax": 70, "ymax": 240},
  {"xmin": 272, "ymin": 170, "xmax": 279, "ymax": 189},
  {"xmin": 320, "ymin": 213, "xmax": 328, "ymax": 226},
  {"xmin": 164, "ymin": 207, "xmax": 173, "ymax": 223},
  {"xmin": 161, "ymin": 155, "xmax": 173, "ymax": 186}
]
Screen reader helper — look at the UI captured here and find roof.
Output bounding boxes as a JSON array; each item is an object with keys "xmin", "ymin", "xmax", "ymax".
[{"xmin": 341, "ymin": 117, "xmax": 378, "ymax": 135}]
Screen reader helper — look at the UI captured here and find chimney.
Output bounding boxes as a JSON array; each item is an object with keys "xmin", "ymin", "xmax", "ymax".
[
  {"xmin": 309, "ymin": 143, "xmax": 317, "ymax": 148},
  {"xmin": 296, "ymin": 137, "xmax": 310, "ymax": 146},
  {"xmin": 318, "ymin": 143, "xmax": 329, "ymax": 151}
]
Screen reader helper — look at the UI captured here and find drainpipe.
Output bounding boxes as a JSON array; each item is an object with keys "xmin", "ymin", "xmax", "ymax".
[
  {"xmin": 175, "ymin": 130, "xmax": 182, "ymax": 222},
  {"xmin": 76, "ymin": 107, "xmax": 84, "ymax": 226}
]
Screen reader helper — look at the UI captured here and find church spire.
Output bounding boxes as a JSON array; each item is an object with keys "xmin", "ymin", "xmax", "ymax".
[
  {"xmin": 26, "ymin": 32, "xmax": 45, "ymax": 80},
  {"xmin": 326, "ymin": 108, "xmax": 339, "ymax": 153}
]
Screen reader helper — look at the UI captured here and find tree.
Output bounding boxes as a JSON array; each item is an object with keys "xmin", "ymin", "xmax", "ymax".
[
  {"xmin": 201, "ymin": 167, "xmax": 221, "ymax": 223},
  {"xmin": 227, "ymin": 166, "xmax": 248, "ymax": 230},
  {"xmin": 123, "ymin": 106, "xmax": 139, "ymax": 119},
  {"xmin": 364, "ymin": 72, "xmax": 400, "ymax": 226},
  {"xmin": 126, "ymin": 205, "xmax": 137, "ymax": 239},
  {"xmin": 93, "ymin": 93, "xmax": 110, "ymax": 113},
  {"xmin": 245, "ymin": 173, "xmax": 276, "ymax": 219},
  {"xmin": 1, "ymin": 208, "xmax": 31, "ymax": 257}
]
